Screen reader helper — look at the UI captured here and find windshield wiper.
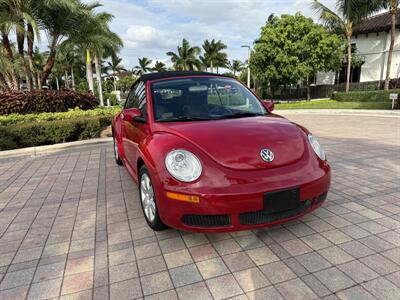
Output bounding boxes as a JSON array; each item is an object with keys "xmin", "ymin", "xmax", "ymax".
[
  {"xmin": 215, "ymin": 112, "xmax": 265, "ymax": 119},
  {"xmin": 158, "ymin": 116, "xmax": 215, "ymax": 122}
]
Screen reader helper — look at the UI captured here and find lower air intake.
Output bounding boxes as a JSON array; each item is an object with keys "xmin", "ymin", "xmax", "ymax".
[{"xmin": 182, "ymin": 214, "xmax": 230, "ymax": 227}]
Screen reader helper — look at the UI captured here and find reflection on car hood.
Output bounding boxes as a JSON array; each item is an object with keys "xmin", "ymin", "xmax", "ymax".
[{"xmin": 154, "ymin": 115, "xmax": 307, "ymax": 171}]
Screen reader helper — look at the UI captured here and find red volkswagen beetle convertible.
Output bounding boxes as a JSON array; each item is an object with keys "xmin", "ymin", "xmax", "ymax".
[{"xmin": 112, "ymin": 72, "xmax": 330, "ymax": 232}]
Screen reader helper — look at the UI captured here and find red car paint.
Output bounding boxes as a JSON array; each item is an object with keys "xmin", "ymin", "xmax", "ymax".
[{"xmin": 112, "ymin": 74, "xmax": 331, "ymax": 232}]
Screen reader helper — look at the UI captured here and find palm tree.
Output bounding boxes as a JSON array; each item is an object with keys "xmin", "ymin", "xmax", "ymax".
[
  {"xmin": 38, "ymin": 0, "xmax": 100, "ymax": 87},
  {"xmin": 32, "ymin": 47, "xmax": 45, "ymax": 88},
  {"xmin": 0, "ymin": 51, "xmax": 13, "ymax": 91},
  {"xmin": 58, "ymin": 44, "xmax": 81, "ymax": 90},
  {"xmin": 63, "ymin": 9, "xmax": 122, "ymax": 104},
  {"xmin": 201, "ymin": 39, "xmax": 228, "ymax": 73},
  {"xmin": 133, "ymin": 57, "xmax": 152, "ymax": 76},
  {"xmin": 380, "ymin": 0, "xmax": 399, "ymax": 90},
  {"xmin": 167, "ymin": 39, "xmax": 201, "ymax": 71},
  {"xmin": 0, "ymin": 0, "xmax": 124, "ymax": 94},
  {"xmin": 107, "ymin": 53, "xmax": 126, "ymax": 91},
  {"xmin": 0, "ymin": 29, "xmax": 19, "ymax": 89},
  {"xmin": 0, "ymin": 0, "xmax": 41, "ymax": 90},
  {"xmin": 227, "ymin": 60, "xmax": 244, "ymax": 77},
  {"xmin": 152, "ymin": 61, "xmax": 167, "ymax": 72},
  {"xmin": 312, "ymin": 0, "xmax": 381, "ymax": 92}
]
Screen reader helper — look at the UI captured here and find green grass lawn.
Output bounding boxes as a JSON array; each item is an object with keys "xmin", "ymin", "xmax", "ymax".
[{"xmin": 275, "ymin": 100, "xmax": 392, "ymax": 110}]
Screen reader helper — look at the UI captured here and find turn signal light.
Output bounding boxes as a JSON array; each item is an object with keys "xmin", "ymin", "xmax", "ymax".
[{"xmin": 166, "ymin": 192, "xmax": 200, "ymax": 203}]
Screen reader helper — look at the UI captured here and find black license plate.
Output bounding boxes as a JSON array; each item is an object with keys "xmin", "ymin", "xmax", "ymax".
[{"xmin": 264, "ymin": 188, "xmax": 300, "ymax": 213}]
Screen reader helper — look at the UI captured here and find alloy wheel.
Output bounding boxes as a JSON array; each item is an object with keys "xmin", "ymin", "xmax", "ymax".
[{"xmin": 140, "ymin": 173, "xmax": 156, "ymax": 222}]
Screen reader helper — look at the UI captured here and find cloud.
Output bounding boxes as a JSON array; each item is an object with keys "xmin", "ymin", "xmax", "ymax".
[
  {"xmin": 84, "ymin": 0, "xmax": 341, "ymax": 69},
  {"xmin": 124, "ymin": 25, "xmax": 179, "ymax": 49}
]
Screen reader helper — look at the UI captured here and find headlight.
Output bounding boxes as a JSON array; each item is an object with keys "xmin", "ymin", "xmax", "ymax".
[
  {"xmin": 308, "ymin": 134, "xmax": 326, "ymax": 161},
  {"xmin": 165, "ymin": 149, "xmax": 202, "ymax": 182}
]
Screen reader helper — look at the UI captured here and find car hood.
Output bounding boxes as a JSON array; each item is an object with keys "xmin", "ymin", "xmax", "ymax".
[{"xmin": 154, "ymin": 115, "xmax": 307, "ymax": 171}]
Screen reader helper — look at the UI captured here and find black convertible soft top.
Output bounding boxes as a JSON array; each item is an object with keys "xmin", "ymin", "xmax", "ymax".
[{"xmin": 139, "ymin": 71, "xmax": 225, "ymax": 82}]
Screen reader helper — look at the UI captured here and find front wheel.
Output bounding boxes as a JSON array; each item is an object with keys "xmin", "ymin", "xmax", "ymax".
[{"xmin": 139, "ymin": 165, "xmax": 167, "ymax": 231}]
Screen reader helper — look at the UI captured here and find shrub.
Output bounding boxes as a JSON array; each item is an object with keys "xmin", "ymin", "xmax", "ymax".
[
  {"xmin": 104, "ymin": 93, "xmax": 118, "ymax": 105},
  {"xmin": 118, "ymin": 76, "xmax": 135, "ymax": 93},
  {"xmin": 0, "ymin": 107, "xmax": 121, "ymax": 125},
  {"xmin": 0, "ymin": 116, "xmax": 113, "ymax": 151},
  {"xmin": 333, "ymin": 89, "xmax": 400, "ymax": 103},
  {"xmin": 0, "ymin": 90, "xmax": 98, "ymax": 115},
  {"xmin": 389, "ymin": 78, "xmax": 400, "ymax": 89}
]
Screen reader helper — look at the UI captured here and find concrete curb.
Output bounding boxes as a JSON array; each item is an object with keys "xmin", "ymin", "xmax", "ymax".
[
  {"xmin": 276, "ymin": 109, "xmax": 400, "ymax": 118},
  {"xmin": 0, "ymin": 137, "xmax": 112, "ymax": 160}
]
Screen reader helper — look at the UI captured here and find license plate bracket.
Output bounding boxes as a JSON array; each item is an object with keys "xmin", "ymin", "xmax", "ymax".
[{"xmin": 264, "ymin": 187, "xmax": 300, "ymax": 214}]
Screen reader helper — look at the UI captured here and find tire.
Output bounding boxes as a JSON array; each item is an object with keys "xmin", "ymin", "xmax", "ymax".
[
  {"xmin": 139, "ymin": 165, "xmax": 167, "ymax": 231},
  {"xmin": 113, "ymin": 134, "xmax": 123, "ymax": 165}
]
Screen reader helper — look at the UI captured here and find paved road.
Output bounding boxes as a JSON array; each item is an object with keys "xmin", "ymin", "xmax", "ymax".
[{"xmin": 0, "ymin": 114, "xmax": 399, "ymax": 300}]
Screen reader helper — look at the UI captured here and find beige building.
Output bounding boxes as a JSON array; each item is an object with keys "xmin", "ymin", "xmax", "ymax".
[{"xmin": 317, "ymin": 9, "xmax": 400, "ymax": 85}]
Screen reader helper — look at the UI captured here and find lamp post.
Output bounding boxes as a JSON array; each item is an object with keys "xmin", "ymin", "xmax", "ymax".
[{"xmin": 241, "ymin": 45, "xmax": 251, "ymax": 88}]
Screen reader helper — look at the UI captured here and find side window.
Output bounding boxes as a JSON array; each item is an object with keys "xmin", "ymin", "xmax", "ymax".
[
  {"xmin": 125, "ymin": 82, "xmax": 139, "ymax": 109},
  {"xmin": 125, "ymin": 81, "xmax": 147, "ymax": 121},
  {"xmin": 136, "ymin": 82, "xmax": 147, "ymax": 118}
]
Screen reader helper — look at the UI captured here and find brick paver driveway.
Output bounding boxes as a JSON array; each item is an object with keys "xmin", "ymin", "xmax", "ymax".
[{"xmin": 0, "ymin": 114, "xmax": 399, "ymax": 300}]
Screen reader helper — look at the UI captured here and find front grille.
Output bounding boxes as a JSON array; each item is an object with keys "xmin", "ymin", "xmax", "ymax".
[
  {"xmin": 315, "ymin": 192, "xmax": 327, "ymax": 204},
  {"xmin": 182, "ymin": 214, "xmax": 230, "ymax": 227},
  {"xmin": 239, "ymin": 200, "xmax": 312, "ymax": 225}
]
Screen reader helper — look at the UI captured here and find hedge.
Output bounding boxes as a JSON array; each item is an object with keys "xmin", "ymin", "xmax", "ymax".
[
  {"xmin": 0, "ymin": 90, "xmax": 98, "ymax": 115},
  {"xmin": 333, "ymin": 89, "xmax": 400, "ymax": 103},
  {"xmin": 0, "ymin": 116, "xmax": 113, "ymax": 151},
  {"xmin": 0, "ymin": 107, "xmax": 121, "ymax": 126}
]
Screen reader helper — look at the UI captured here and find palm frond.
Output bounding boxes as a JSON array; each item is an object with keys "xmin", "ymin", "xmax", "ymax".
[{"xmin": 312, "ymin": 0, "xmax": 345, "ymax": 33}]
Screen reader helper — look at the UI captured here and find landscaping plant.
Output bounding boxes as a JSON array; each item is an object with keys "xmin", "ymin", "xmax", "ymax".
[
  {"xmin": 0, "ymin": 116, "xmax": 113, "ymax": 151},
  {"xmin": 0, "ymin": 90, "xmax": 98, "ymax": 115}
]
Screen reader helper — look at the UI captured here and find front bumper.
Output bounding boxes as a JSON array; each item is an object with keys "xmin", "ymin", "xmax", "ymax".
[{"xmin": 153, "ymin": 164, "xmax": 331, "ymax": 233}]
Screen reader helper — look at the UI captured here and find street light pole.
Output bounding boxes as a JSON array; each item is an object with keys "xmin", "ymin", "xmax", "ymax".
[{"xmin": 241, "ymin": 45, "xmax": 251, "ymax": 88}]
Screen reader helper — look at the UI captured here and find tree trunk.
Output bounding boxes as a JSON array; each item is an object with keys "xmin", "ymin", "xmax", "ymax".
[
  {"xmin": 1, "ymin": 31, "xmax": 19, "ymax": 90},
  {"xmin": 64, "ymin": 70, "xmax": 69, "ymax": 89},
  {"xmin": 71, "ymin": 67, "xmax": 76, "ymax": 91},
  {"xmin": 0, "ymin": 72, "xmax": 10, "ymax": 91},
  {"xmin": 86, "ymin": 49, "xmax": 95, "ymax": 93},
  {"xmin": 210, "ymin": 61, "xmax": 213, "ymax": 73},
  {"xmin": 306, "ymin": 75, "xmax": 311, "ymax": 101},
  {"xmin": 56, "ymin": 76, "xmax": 59, "ymax": 90},
  {"xmin": 16, "ymin": 25, "xmax": 33, "ymax": 91},
  {"xmin": 4, "ymin": 72, "xmax": 13, "ymax": 88},
  {"xmin": 41, "ymin": 38, "xmax": 58, "ymax": 86},
  {"xmin": 384, "ymin": 8, "xmax": 397, "ymax": 90},
  {"xmin": 345, "ymin": 34, "xmax": 352, "ymax": 93},
  {"xmin": 113, "ymin": 73, "xmax": 117, "ymax": 92},
  {"xmin": 95, "ymin": 55, "xmax": 104, "ymax": 106},
  {"xmin": 37, "ymin": 71, "xmax": 41, "ymax": 89},
  {"xmin": 27, "ymin": 24, "xmax": 37, "ymax": 89}
]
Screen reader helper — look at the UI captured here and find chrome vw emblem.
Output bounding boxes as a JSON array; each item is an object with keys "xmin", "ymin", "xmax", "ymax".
[{"xmin": 260, "ymin": 149, "xmax": 274, "ymax": 162}]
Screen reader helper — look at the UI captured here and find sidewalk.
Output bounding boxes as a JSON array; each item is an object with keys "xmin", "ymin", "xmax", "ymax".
[{"xmin": 277, "ymin": 109, "xmax": 400, "ymax": 118}]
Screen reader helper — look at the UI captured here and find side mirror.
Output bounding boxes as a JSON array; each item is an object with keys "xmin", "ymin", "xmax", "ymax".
[
  {"xmin": 122, "ymin": 108, "xmax": 145, "ymax": 123},
  {"xmin": 262, "ymin": 100, "xmax": 274, "ymax": 112}
]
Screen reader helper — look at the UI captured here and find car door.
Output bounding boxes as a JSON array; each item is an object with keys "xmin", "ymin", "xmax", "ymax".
[{"xmin": 122, "ymin": 81, "xmax": 149, "ymax": 176}]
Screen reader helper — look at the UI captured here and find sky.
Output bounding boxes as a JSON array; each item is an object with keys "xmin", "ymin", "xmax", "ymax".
[{"xmin": 82, "ymin": 0, "xmax": 337, "ymax": 70}]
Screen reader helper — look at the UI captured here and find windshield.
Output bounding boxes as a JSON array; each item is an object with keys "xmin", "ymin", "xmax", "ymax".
[{"xmin": 151, "ymin": 77, "xmax": 266, "ymax": 122}]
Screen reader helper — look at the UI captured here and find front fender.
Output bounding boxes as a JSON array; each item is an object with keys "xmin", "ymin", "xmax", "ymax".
[{"xmin": 112, "ymin": 113, "xmax": 125, "ymax": 158}]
